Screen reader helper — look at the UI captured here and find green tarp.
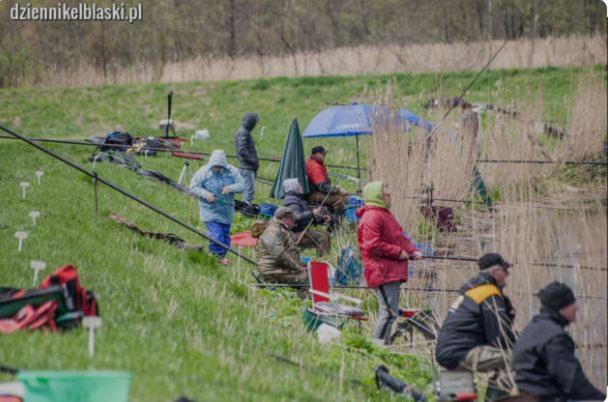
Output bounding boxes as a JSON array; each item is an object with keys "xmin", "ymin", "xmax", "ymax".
[{"xmin": 271, "ymin": 118, "xmax": 310, "ymax": 199}]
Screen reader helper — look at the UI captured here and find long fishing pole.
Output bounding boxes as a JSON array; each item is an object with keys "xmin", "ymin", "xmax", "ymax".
[
  {"xmin": 478, "ymin": 159, "xmax": 607, "ymax": 165},
  {"xmin": 252, "ymin": 280, "xmax": 606, "ymax": 300},
  {"xmin": 0, "ymin": 124, "xmax": 257, "ymax": 266},
  {"xmin": 4, "ymin": 135, "xmax": 606, "ymax": 169},
  {"xmin": 0, "ymin": 135, "xmax": 364, "ymax": 171},
  {"xmin": 424, "ymin": 39, "xmax": 510, "ymax": 145},
  {"xmin": 424, "ymin": 255, "xmax": 607, "ymax": 272}
]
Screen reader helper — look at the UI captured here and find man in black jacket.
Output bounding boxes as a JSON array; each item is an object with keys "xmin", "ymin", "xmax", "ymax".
[
  {"xmin": 435, "ymin": 253, "xmax": 517, "ymax": 398},
  {"xmin": 234, "ymin": 112, "xmax": 260, "ymax": 205},
  {"xmin": 282, "ymin": 178, "xmax": 331, "ymax": 256},
  {"xmin": 513, "ymin": 282, "xmax": 605, "ymax": 402}
]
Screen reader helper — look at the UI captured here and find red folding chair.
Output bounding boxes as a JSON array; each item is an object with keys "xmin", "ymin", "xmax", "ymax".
[{"xmin": 307, "ymin": 261, "xmax": 366, "ymax": 322}]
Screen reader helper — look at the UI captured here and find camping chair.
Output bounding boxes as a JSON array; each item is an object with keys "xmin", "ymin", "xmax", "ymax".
[{"xmin": 307, "ymin": 261, "xmax": 366, "ymax": 327}]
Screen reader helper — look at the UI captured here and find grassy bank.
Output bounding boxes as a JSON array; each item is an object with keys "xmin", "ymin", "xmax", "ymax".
[{"xmin": 0, "ymin": 65, "xmax": 606, "ymax": 400}]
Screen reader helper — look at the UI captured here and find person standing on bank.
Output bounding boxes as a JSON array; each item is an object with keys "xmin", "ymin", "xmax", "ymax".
[
  {"xmin": 356, "ymin": 181, "xmax": 422, "ymax": 345},
  {"xmin": 234, "ymin": 112, "xmax": 260, "ymax": 207},
  {"xmin": 513, "ymin": 282, "xmax": 606, "ymax": 402},
  {"xmin": 189, "ymin": 150, "xmax": 244, "ymax": 265}
]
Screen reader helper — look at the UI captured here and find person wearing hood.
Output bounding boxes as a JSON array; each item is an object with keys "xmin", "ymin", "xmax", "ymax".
[
  {"xmin": 282, "ymin": 178, "xmax": 331, "ymax": 257},
  {"xmin": 189, "ymin": 150, "xmax": 245, "ymax": 265},
  {"xmin": 234, "ymin": 112, "xmax": 260, "ymax": 205},
  {"xmin": 435, "ymin": 253, "xmax": 517, "ymax": 400},
  {"xmin": 513, "ymin": 282, "xmax": 605, "ymax": 402},
  {"xmin": 356, "ymin": 181, "xmax": 422, "ymax": 346}
]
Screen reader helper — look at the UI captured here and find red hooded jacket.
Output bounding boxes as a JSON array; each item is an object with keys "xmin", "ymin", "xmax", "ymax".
[
  {"xmin": 305, "ymin": 156, "xmax": 328, "ymax": 186},
  {"xmin": 356, "ymin": 205, "xmax": 418, "ymax": 288}
]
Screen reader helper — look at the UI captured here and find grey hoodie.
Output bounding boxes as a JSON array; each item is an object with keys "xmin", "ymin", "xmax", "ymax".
[{"xmin": 234, "ymin": 112, "xmax": 260, "ymax": 172}]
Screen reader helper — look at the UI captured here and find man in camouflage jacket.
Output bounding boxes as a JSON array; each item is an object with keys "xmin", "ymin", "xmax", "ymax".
[{"xmin": 255, "ymin": 207, "xmax": 308, "ymax": 288}]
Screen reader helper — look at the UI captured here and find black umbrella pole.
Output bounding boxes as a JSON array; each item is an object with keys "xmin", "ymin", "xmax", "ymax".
[{"xmin": 0, "ymin": 124, "xmax": 257, "ymax": 267}]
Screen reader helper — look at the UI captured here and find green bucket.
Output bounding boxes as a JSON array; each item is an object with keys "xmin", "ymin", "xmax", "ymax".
[
  {"xmin": 301, "ymin": 309, "xmax": 342, "ymax": 332},
  {"xmin": 17, "ymin": 371, "xmax": 132, "ymax": 402}
]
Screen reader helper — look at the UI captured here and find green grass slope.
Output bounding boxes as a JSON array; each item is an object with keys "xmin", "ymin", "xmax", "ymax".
[{"xmin": 0, "ymin": 65, "xmax": 604, "ymax": 401}]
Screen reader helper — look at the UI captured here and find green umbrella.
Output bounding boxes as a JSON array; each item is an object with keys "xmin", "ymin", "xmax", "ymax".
[{"xmin": 271, "ymin": 118, "xmax": 310, "ymax": 198}]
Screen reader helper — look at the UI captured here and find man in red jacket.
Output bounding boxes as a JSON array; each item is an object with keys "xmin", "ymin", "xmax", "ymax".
[
  {"xmin": 357, "ymin": 181, "xmax": 422, "ymax": 345},
  {"xmin": 305, "ymin": 146, "xmax": 349, "ymax": 215}
]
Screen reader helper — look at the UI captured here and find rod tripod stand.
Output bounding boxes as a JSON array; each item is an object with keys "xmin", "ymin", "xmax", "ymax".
[
  {"xmin": 178, "ymin": 160, "xmax": 192, "ymax": 185},
  {"xmin": 159, "ymin": 91, "xmax": 177, "ymax": 138}
]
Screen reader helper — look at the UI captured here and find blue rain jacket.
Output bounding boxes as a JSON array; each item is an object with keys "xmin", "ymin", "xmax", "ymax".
[{"xmin": 189, "ymin": 150, "xmax": 245, "ymax": 224}]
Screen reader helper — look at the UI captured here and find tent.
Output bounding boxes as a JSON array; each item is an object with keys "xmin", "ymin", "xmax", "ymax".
[
  {"xmin": 302, "ymin": 103, "xmax": 432, "ymax": 191},
  {"xmin": 270, "ymin": 118, "xmax": 310, "ymax": 199}
]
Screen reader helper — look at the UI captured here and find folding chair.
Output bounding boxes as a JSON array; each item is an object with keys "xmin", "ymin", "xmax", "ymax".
[{"xmin": 307, "ymin": 261, "xmax": 366, "ymax": 325}]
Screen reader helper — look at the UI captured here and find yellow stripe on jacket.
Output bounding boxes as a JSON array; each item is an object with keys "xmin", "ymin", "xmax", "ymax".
[{"xmin": 465, "ymin": 284, "xmax": 501, "ymax": 304}]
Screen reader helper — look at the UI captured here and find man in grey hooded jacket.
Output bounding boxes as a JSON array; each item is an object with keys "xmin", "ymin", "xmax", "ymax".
[{"xmin": 234, "ymin": 112, "xmax": 260, "ymax": 205}]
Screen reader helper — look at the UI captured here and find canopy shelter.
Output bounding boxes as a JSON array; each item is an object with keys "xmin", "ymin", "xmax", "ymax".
[
  {"xmin": 271, "ymin": 118, "xmax": 310, "ymax": 199},
  {"xmin": 302, "ymin": 103, "xmax": 432, "ymax": 191}
]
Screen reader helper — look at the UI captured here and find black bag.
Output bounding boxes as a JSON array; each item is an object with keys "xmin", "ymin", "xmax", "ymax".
[
  {"xmin": 235, "ymin": 200, "xmax": 261, "ymax": 217},
  {"xmin": 101, "ymin": 131, "xmax": 133, "ymax": 151}
]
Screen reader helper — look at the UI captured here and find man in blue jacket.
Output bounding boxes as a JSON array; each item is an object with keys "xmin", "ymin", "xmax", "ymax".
[
  {"xmin": 189, "ymin": 150, "xmax": 244, "ymax": 265},
  {"xmin": 513, "ymin": 282, "xmax": 605, "ymax": 402}
]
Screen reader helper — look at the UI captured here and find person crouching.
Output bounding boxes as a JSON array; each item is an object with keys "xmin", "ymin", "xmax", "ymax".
[
  {"xmin": 282, "ymin": 178, "xmax": 331, "ymax": 257},
  {"xmin": 255, "ymin": 207, "xmax": 308, "ymax": 289}
]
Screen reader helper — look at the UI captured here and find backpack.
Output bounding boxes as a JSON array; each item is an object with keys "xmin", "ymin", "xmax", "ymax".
[
  {"xmin": 101, "ymin": 131, "xmax": 133, "ymax": 151},
  {"xmin": 0, "ymin": 265, "xmax": 101, "ymax": 333},
  {"xmin": 334, "ymin": 247, "xmax": 363, "ymax": 285},
  {"xmin": 40, "ymin": 265, "xmax": 99, "ymax": 318}
]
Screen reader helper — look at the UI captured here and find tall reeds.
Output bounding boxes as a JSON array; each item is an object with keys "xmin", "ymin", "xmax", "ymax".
[
  {"xmin": 37, "ymin": 35, "xmax": 607, "ymax": 88},
  {"xmin": 365, "ymin": 74, "xmax": 607, "ymax": 387}
]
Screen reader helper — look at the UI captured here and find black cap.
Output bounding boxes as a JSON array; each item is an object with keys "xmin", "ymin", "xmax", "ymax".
[
  {"xmin": 311, "ymin": 145, "xmax": 327, "ymax": 155},
  {"xmin": 538, "ymin": 281, "xmax": 576, "ymax": 311},
  {"xmin": 478, "ymin": 253, "xmax": 511, "ymax": 270}
]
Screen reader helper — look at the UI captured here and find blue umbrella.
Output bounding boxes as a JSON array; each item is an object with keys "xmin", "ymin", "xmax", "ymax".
[
  {"xmin": 302, "ymin": 103, "xmax": 431, "ymax": 191},
  {"xmin": 302, "ymin": 103, "xmax": 431, "ymax": 138}
]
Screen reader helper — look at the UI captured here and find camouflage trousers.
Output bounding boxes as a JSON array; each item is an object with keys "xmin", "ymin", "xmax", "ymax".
[
  {"xmin": 257, "ymin": 271, "xmax": 309, "ymax": 297},
  {"xmin": 459, "ymin": 346, "xmax": 517, "ymax": 397},
  {"xmin": 294, "ymin": 229, "xmax": 331, "ymax": 257},
  {"xmin": 306, "ymin": 191, "xmax": 348, "ymax": 215}
]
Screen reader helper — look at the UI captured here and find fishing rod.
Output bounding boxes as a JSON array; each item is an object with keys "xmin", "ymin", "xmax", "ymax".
[
  {"xmin": 4, "ymin": 137, "xmax": 603, "ymax": 168},
  {"xmin": 0, "ymin": 135, "xmax": 205, "ymax": 159},
  {"xmin": 477, "ymin": 159, "xmax": 607, "ymax": 166},
  {"xmin": 425, "ymin": 255, "xmax": 607, "ymax": 272},
  {"xmin": 0, "ymin": 135, "xmax": 364, "ymax": 171},
  {"xmin": 429, "ymin": 97, "xmax": 569, "ymax": 140},
  {"xmin": 0, "ymin": 124, "xmax": 257, "ymax": 267},
  {"xmin": 425, "ymin": 39, "xmax": 510, "ymax": 145},
  {"xmin": 252, "ymin": 280, "xmax": 606, "ymax": 300},
  {"xmin": 253, "ymin": 282, "xmax": 460, "ymax": 293}
]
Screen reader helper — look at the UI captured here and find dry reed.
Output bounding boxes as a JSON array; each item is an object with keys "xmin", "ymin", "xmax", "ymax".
[
  {"xmin": 364, "ymin": 74, "xmax": 607, "ymax": 388},
  {"xmin": 43, "ymin": 34, "xmax": 607, "ymax": 88}
]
